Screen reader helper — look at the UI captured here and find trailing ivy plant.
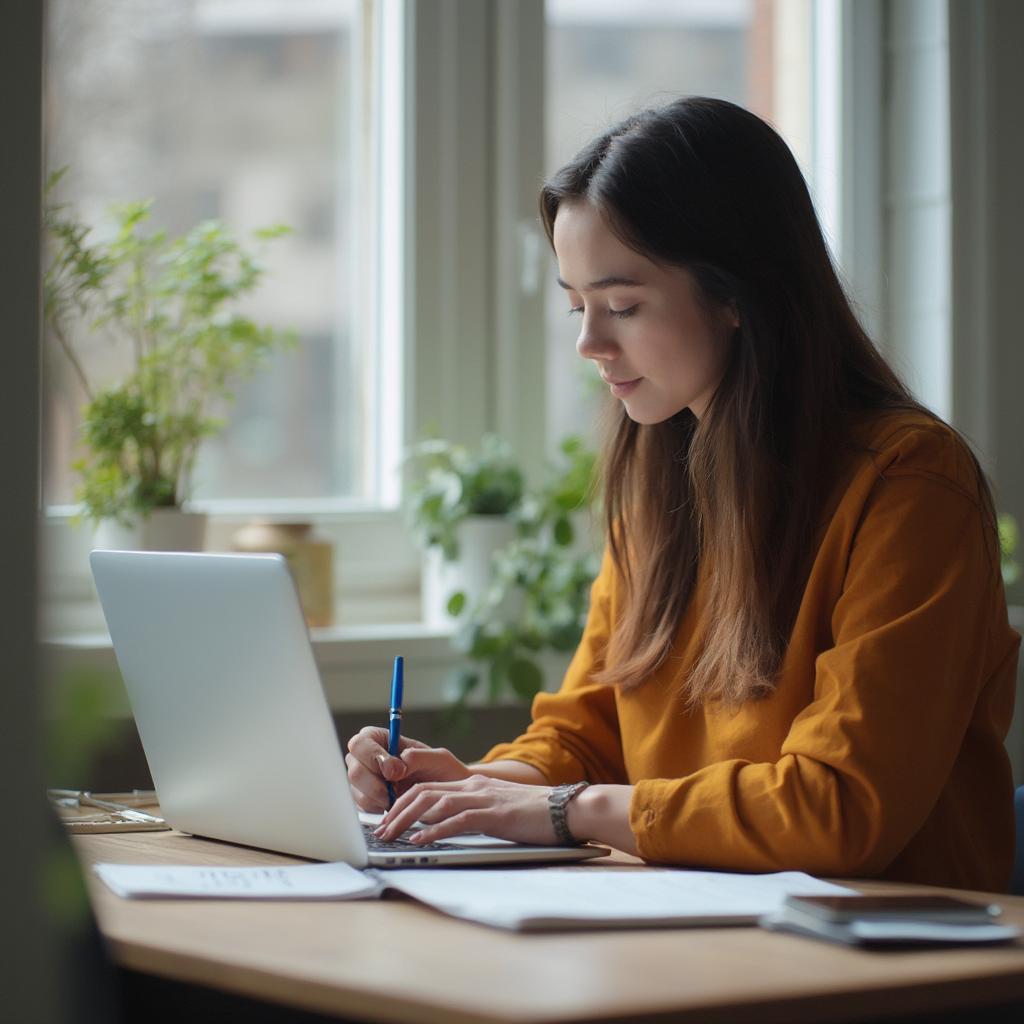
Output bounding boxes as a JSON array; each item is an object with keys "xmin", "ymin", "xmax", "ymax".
[
  {"xmin": 43, "ymin": 170, "xmax": 296, "ymax": 525},
  {"xmin": 445, "ymin": 435, "xmax": 601, "ymax": 722}
]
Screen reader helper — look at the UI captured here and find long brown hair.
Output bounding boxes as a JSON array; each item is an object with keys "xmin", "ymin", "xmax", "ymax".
[{"xmin": 540, "ymin": 97, "xmax": 1000, "ymax": 706}]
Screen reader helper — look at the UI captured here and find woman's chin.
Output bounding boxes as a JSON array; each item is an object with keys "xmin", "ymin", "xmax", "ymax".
[{"xmin": 621, "ymin": 399, "xmax": 692, "ymax": 426}]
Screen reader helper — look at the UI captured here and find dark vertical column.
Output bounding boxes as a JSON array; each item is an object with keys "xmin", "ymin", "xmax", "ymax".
[{"xmin": 0, "ymin": 0, "xmax": 51, "ymax": 1021}]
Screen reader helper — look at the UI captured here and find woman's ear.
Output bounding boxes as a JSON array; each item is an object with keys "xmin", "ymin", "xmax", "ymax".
[{"xmin": 727, "ymin": 299, "xmax": 740, "ymax": 329}]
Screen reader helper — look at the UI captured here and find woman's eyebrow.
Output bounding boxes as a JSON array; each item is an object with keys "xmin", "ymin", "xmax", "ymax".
[{"xmin": 556, "ymin": 275, "xmax": 644, "ymax": 292}]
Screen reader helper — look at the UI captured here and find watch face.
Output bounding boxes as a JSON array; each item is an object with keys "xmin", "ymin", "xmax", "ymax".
[
  {"xmin": 548, "ymin": 783, "xmax": 588, "ymax": 845},
  {"xmin": 551, "ymin": 782, "xmax": 587, "ymax": 807}
]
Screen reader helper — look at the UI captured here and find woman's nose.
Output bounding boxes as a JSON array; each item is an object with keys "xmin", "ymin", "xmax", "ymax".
[{"xmin": 575, "ymin": 320, "xmax": 618, "ymax": 362}]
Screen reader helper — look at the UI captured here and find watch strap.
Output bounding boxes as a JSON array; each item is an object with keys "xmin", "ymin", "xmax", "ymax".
[{"xmin": 548, "ymin": 781, "xmax": 590, "ymax": 845}]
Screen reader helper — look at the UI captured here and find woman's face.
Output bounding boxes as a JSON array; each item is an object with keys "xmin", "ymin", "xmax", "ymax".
[{"xmin": 552, "ymin": 199, "xmax": 736, "ymax": 424}]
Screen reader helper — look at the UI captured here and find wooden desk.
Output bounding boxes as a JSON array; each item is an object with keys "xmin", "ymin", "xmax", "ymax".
[{"xmin": 73, "ymin": 829, "xmax": 1024, "ymax": 1024}]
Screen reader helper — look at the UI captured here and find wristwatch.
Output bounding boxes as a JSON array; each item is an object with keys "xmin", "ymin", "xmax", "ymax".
[{"xmin": 547, "ymin": 781, "xmax": 590, "ymax": 845}]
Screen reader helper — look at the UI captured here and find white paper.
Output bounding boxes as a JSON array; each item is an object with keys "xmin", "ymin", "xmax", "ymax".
[
  {"xmin": 93, "ymin": 861, "xmax": 382, "ymax": 900},
  {"xmin": 370, "ymin": 866, "xmax": 854, "ymax": 930}
]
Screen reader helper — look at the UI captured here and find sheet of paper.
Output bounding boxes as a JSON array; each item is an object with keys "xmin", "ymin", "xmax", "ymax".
[
  {"xmin": 93, "ymin": 861, "xmax": 381, "ymax": 900},
  {"xmin": 370, "ymin": 866, "xmax": 854, "ymax": 930}
]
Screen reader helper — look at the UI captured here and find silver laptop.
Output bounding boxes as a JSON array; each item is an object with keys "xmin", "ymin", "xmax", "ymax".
[{"xmin": 89, "ymin": 550, "xmax": 609, "ymax": 867}]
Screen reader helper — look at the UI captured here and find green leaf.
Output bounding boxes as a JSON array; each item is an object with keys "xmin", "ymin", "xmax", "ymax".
[
  {"xmin": 470, "ymin": 631, "xmax": 504, "ymax": 659},
  {"xmin": 507, "ymin": 658, "xmax": 543, "ymax": 700},
  {"xmin": 447, "ymin": 591, "xmax": 466, "ymax": 616},
  {"xmin": 252, "ymin": 223, "xmax": 293, "ymax": 240},
  {"xmin": 998, "ymin": 513, "xmax": 1018, "ymax": 557},
  {"xmin": 456, "ymin": 670, "xmax": 479, "ymax": 698},
  {"xmin": 553, "ymin": 516, "xmax": 574, "ymax": 546}
]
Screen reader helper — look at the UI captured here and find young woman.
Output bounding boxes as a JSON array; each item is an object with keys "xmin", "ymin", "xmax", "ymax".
[{"xmin": 346, "ymin": 97, "xmax": 1020, "ymax": 890}]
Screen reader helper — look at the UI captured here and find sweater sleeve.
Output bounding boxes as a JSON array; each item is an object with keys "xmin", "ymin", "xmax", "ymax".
[
  {"xmin": 629, "ymin": 466, "xmax": 1014, "ymax": 875},
  {"xmin": 477, "ymin": 549, "xmax": 627, "ymax": 785}
]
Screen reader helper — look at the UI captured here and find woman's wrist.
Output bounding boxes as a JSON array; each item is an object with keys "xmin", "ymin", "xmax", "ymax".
[{"xmin": 566, "ymin": 784, "xmax": 639, "ymax": 856}]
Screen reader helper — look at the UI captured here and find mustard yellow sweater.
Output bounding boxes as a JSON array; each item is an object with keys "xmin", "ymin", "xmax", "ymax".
[{"xmin": 481, "ymin": 412, "xmax": 1020, "ymax": 890}]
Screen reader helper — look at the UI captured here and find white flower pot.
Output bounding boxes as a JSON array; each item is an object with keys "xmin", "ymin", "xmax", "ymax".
[
  {"xmin": 93, "ymin": 508, "xmax": 207, "ymax": 553},
  {"xmin": 421, "ymin": 515, "xmax": 517, "ymax": 627}
]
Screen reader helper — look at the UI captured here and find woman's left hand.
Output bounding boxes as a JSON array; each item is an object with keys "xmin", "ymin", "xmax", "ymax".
[{"xmin": 373, "ymin": 774, "xmax": 559, "ymax": 846}]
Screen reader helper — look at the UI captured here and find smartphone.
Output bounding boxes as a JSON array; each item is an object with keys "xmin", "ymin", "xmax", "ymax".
[{"xmin": 783, "ymin": 894, "xmax": 1001, "ymax": 924}]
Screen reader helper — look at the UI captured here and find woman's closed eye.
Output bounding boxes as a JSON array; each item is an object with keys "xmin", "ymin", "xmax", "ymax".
[{"xmin": 567, "ymin": 304, "xmax": 639, "ymax": 320}]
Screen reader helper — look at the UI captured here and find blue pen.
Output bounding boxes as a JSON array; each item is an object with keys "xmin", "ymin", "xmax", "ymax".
[{"xmin": 386, "ymin": 655, "xmax": 404, "ymax": 808}]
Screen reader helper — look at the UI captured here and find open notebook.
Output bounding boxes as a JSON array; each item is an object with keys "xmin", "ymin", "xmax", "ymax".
[{"xmin": 92, "ymin": 860, "xmax": 854, "ymax": 931}]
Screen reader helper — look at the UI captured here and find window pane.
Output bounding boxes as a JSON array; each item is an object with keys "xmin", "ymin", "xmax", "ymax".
[
  {"xmin": 43, "ymin": 0, "xmax": 372, "ymax": 506},
  {"xmin": 546, "ymin": 0, "xmax": 757, "ymax": 173},
  {"xmin": 544, "ymin": 0, "xmax": 810, "ymax": 446}
]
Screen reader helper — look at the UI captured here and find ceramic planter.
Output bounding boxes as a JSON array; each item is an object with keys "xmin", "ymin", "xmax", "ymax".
[
  {"xmin": 421, "ymin": 515, "xmax": 517, "ymax": 627},
  {"xmin": 93, "ymin": 508, "xmax": 207, "ymax": 553}
]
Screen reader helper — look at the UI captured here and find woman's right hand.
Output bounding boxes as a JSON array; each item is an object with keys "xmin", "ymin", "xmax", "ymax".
[{"xmin": 345, "ymin": 726, "xmax": 472, "ymax": 813}]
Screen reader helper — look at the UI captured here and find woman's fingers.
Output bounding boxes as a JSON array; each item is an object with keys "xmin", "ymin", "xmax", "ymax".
[
  {"xmin": 346, "ymin": 725, "xmax": 430, "ymax": 781},
  {"xmin": 375, "ymin": 776, "xmax": 489, "ymax": 841},
  {"xmin": 344, "ymin": 752, "xmax": 390, "ymax": 810},
  {"xmin": 376, "ymin": 753, "xmax": 409, "ymax": 782},
  {"xmin": 409, "ymin": 809, "xmax": 486, "ymax": 844},
  {"xmin": 349, "ymin": 783, "xmax": 387, "ymax": 814},
  {"xmin": 373, "ymin": 775, "xmax": 562, "ymax": 847},
  {"xmin": 400, "ymin": 746, "xmax": 471, "ymax": 782}
]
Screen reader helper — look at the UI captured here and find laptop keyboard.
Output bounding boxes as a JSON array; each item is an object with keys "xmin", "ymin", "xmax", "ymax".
[{"xmin": 361, "ymin": 822, "xmax": 460, "ymax": 853}]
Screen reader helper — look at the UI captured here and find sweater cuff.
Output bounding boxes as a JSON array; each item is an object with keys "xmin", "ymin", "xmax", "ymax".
[{"xmin": 629, "ymin": 779, "xmax": 673, "ymax": 863}]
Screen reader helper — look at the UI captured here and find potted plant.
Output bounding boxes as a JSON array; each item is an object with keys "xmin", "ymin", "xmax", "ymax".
[
  {"xmin": 446, "ymin": 435, "xmax": 601, "ymax": 716},
  {"xmin": 43, "ymin": 172, "xmax": 295, "ymax": 550},
  {"xmin": 404, "ymin": 434, "xmax": 525, "ymax": 626}
]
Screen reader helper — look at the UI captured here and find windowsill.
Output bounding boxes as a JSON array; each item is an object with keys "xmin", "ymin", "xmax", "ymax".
[
  {"xmin": 40, "ymin": 503, "xmax": 427, "ymax": 629},
  {"xmin": 41, "ymin": 619, "xmax": 470, "ymax": 715},
  {"xmin": 45, "ymin": 619, "xmax": 454, "ymax": 656},
  {"xmin": 37, "ymin": 504, "xmax": 512, "ymax": 713}
]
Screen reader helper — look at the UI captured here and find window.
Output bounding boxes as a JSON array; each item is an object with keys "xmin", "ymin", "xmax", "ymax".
[
  {"xmin": 41, "ymin": 0, "xmax": 841, "ymax": 642},
  {"xmin": 42, "ymin": 0, "xmax": 396, "ymax": 509}
]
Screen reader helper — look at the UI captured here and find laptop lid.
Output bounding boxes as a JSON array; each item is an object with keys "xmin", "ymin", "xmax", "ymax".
[{"xmin": 90, "ymin": 550, "xmax": 608, "ymax": 868}]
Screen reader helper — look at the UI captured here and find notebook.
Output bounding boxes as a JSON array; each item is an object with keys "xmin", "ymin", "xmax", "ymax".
[
  {"xmin": 89, "ymin": 549, "xmax": 609, "ymax": 868},
  {"xmin": 90, "ymin": 858, "xmax": 857, "ymax": 932}
]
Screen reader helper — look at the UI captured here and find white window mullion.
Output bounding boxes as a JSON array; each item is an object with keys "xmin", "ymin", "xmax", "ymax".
[
  {"xmin": 811, "ymin": 0, "xmax": 884, "ymax": 345},
  {"xmin": 375, "ymin": 0, "xmax": 408, "ymax": 507},
  {"xmin": 406, "ymin": 0, "xmax": 547, "ymax": 480},
  {"xmin": 491, "ymin": 0, "xmax": 547, "ymax": 484},
  {"xmin": 406, "ymin": 0, "xmax": 492, "ymax": 451},
  {"xmin": 883, "ymin": 0, "xmax": 952, "ymax": 422}
]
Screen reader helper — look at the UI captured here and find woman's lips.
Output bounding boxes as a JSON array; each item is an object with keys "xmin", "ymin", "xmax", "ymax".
[{"xmin": 607, "ymin": 377, "xmax": 642, "ymax": 398}]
